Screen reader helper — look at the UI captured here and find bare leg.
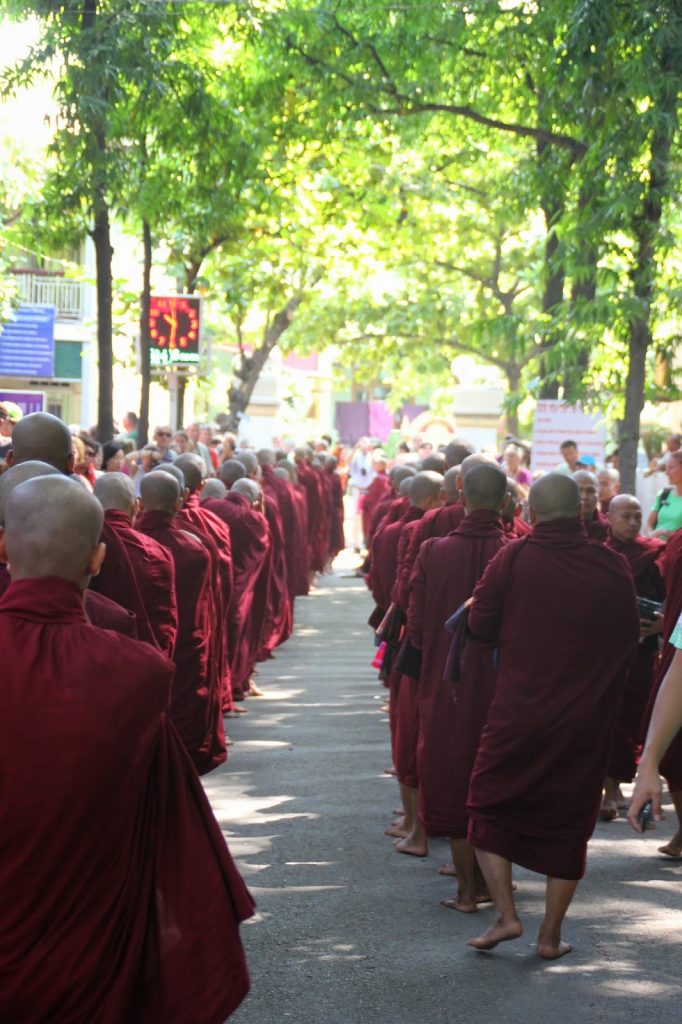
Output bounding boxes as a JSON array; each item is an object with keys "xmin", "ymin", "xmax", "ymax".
[
  {"xmin": 385, "ymin": 784, "xmax": 411, "ymax": 838},
  {"xmin": 395, "ymin": 787, "xmax": 428, "ymax": 856},
  {"xmin": 537, "ymin": 877, "xmax": 579, "ymax": 959},
  {"xmin": 599, "ymin": 777, "xmax": 620, "ymax": 820},
  {"xmin": 441, "ymin": 839, "xmax": 481, "ymax": 913},
  {"xmin": 467, "ymin": 849, "xmax": 522, "ymax": 949},
  {"xmin": 659, "ymin": 789, "xmax": 682, "ymax": 857}
]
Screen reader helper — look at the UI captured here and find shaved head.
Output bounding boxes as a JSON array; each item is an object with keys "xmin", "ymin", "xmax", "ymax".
[
  {"xmin": 3, "ymin": 475, "xmax": 103, "ymax": 586},
  {"xmin": 200, "ymin": 479, "xmax": 227, "ymax": 501},
  {"xmin": 140, "ymin": 471, "xmax": 181, "ymax": 512},
  {"xmin": 463, "ymin": 464, "xmax": 508, "ymax": 511},
  {"xmin": 0, "ymin": 461, "xmax": 61, "ymax": 525},
  {"xmin": 529, "ymin": 473, "xmax": 580, "ymax": 523},
  {"xmin": 444, "ymin": 439, "xmax": 475, "ymax": 469},
  {"xmin": 573, "ymin": 470, "xmax": 599, "ymax": 518},
  {"xmin": 420, "ymin": 452, "xmax": 446, "ymax": 474},
  {"xmin": 399, "ymin": 476, "xmax": 413, "ymax": 497},
  {"xmin": 232, "ymin": 478, "xmax": 261, "ymax": 504},
  {"xmin": 410, "ymin": 470, "xmax": 443, "ymax": 509},
  {"xmin": 442, "ymin": 467, "xmax": 460, "ymax": 501},
  {"xmin": 218, "ymin": 459, "xmax": 246, "ymax": 488},
  {"xmin": 93, "ymin": 472, "xmax": 135, "ymax": 513},
  {"xmin": 236, "ymin": 451, "xmax": 260, "ymax": 479},
  {"xmin": 460, "ymin": 452, "xmax": 497, "ymax": 478},
  {"xmin": 608, "ymin": 493, "xmax": 642, "ymax": 542},
  {"xmin": 501, "ymin": 477, "xmax": 522, "ymax": 522},
  {"xmin": 274, "ymin": 465, "xmax": 293, "ymax": 483},
  {"xmin": 257, "ymin": 449, "xmax": 275, "ymax": 467},
  {"xmin": 389, "ymin": 464, "xmax": 418, "ymax": 492},
  {"xmin": 9, "ymin": 412, "xmax": 73, "ymax": 472},
  {"xmin": 174, "ymin": 453, "xmax": 205, "ymax": 492},
  {"xmin": 152, "ymin": 463, "xmax": 185, "ymax": 489}
]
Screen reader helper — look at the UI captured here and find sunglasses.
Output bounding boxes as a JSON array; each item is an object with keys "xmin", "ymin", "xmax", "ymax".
[{"xmin": 155, "ymin": 431, "xmax": 172, "ymax": 437}]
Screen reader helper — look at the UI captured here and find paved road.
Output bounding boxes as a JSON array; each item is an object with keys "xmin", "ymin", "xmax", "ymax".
[{"xmin": 205, "ymin": 558, "xmax": 682, "ymax": 1024}]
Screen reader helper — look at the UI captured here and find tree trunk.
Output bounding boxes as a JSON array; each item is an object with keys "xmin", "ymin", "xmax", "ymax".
[
  {"xmin": 620, "ymin": 60, "xmax": 678, "ymax": 494},
  {"xmin": 225, "ymin": 295, "xmax": 303, "ymax": 432},
  {"xmin": 176, "ymin": 377, "xmax": 186, "ymax": 429},
  {"xmin": 92, "ymin": 203, "xmax": 114, "ymax": 440},
  {"xmin": 138, "ymin": 220, "xmax": 152, "ymax": 447}
]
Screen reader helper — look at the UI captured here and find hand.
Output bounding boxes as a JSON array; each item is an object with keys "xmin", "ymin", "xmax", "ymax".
[
  {"xmin": 640, "ymin": 612, "xmax": 663, "ymax": 639},
  {"xmin": 627, "ymin": 763, "xmax": 663, "ymax": 833}
]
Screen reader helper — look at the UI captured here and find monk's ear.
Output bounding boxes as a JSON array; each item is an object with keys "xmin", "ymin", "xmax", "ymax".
[
  {"xmin": 529, "ymin": 508, "xmax": 537, "ymax": 526},
  {"xmin": 0, "ymin": 526, "xmax": 6, "ymax": 562},
  {"xmin": 87, "ymin": 541, "xmax": 106, "ymax": 578},
  {"xmin": 66, "ymin": 451, "xmax": 76, "ymax": 474},
  {"xmin": 130, "ymin": 498, "xmax": 139, "ymax": 521},
  {"xmin": 197, "ymin": 478, "xmax": 206, "ymax": 493},
  {"xmin": 175, "ymin": 496, "xmax": 183, "ymax": 514}
]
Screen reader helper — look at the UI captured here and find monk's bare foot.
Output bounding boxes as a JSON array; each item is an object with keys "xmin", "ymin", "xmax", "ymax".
[
  {"xmin": 380, "ymin": 704, "xmax": 389, "ymax": 712},
  {"xmin": 384, "ymin": 824, "xmax": 409, "ymax": 838},
  {"xmin": 659, "ymin": 832, "xmax": 682, "ymax": 857},
  {"xmin": 438, "ymin": 861, "xmax": 457, "ymax": 877},
  {"xmin": 233, "ymin": 705, "xmax": 248, "ymax": 714},
  {"xmin": 441, "ymin": 896, "xmax": 478, "ymax": 914},
  {"xmin": 467, "ymin": 917, "xmax": 523, "ymax": 951},
  {"xmin": 537, "ymin": 929, "xmax": 572, "ymax": 959},
  {"xmin": 475, "ymin": 892, "xmax": 493, "ymax": 904},
  {"xmin": 599, "ymin": 800, "xmax": 618, "ymax": 821},
  {"xmin": 391, "ymin": 816, "xmax": 406, "ymax": 827},
  {"xmin": 248, "ymin": 681, "xmax": 264, "ymax": 696},
  {"xmin": 395, "ymin": 836, "xmax": 428, "ymax": 857},
  {"xmin": 384, "ymin": 767, "xmax": 397, "ymax": 776}
]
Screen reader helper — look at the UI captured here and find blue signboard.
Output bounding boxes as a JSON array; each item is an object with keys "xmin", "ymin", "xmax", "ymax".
[{"xmin": 0, "ymin": 304, "xmax": 56, "ymax": 377}]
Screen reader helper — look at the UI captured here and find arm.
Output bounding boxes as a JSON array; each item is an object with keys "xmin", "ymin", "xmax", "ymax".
[
  {"xmin": 406, "ymin": 544, "xmax": 430, "ymax": 650},
  {"xmin": 627, "ymin": 647, "xmax": 682, "ymax": 831},
  {"xmin": 467, "ymin": 543, "xmax": 512, "ymax": 645}
]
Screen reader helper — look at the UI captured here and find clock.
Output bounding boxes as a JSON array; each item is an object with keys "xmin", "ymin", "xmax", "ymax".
[{"xmin": 148, "ymin": 296, "xmax": 201, "ymax": 368}]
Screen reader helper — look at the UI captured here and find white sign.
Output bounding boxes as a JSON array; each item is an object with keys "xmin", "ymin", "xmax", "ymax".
[{"xmin": 532, "ymin": 401, "xmax": 606, "ymax": 472}]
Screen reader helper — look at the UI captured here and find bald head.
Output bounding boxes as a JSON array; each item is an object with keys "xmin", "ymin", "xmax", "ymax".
[
  {"xmin": 2, "ymin": 475, "xmax": 104, "ymax": 587},
  {"xmin": 442, "ymin": 467, "xmax": 460, "ymax": 502},
  {"xmin": 174, "ymin": 452, "xmax": 205, "ymax": 492},
  {"xmin": 389, "ymin": 464, "xmax": 417, "ymax": 493},
  {"xmin": 0, "ymin": 461, "xmax": 61, "ymax": 525},
  {"xmin": 152, "ymin": 463, "xmax": 185, "ymax": 489},
  {"xmin": 236, "ymin": 451, "xmax": 260, "ymax": 480},
  {"xmin": 463, "ymin": 464, "xmax": 508, "ymax": 512},
  {"xmin": 529, "ymin": 473, "xmax": 580, "ymax": 523},
  {"xmin": 399, "ymin": 476, "xmax": 413, "ymax": 497},
  {"xmin": 573, "ymin": 470, "xmax": 599, "ymax": 518},
  {"xmin": 420, "ymin": 452, "xmax": 446, "ymax": 474},
  {"xmin": 200, "ymin": 478, "xmax": 227, "ymax": 501},
  {"xmin": 140, "ymin": 471, "xmax": 181, "ymax": 513},
  {"xmin": 460, "ymin": 452, "xmax": 497, "ymax": 478},
  {"xmin": 218, "ymin": 459, "xmax": 246, "ymax": 488},
  {"xmin": 9, "ymin": 413, "xmax": 74, "ymax": 472},
  {"xmin": 608, "ymin": 493, "xmax": 642, "ymax": 542},
  {"xmin": 93, "ymin": 472, "xmax": 135, "ymax": 514},
  {"xmin": 257, "ymin": 449, "xmax": 275, "ymax": 467},
  {"xmin": 410, "ymin": 471, "xmax": 444, "ymax": 510},
  {"xmin": 444, "ymin": 439, "xmax": 475, "ymax": 470},
  {"xmin": 274, "ymin": 465, "xmax": 293, "ymax": 483},
  {"xmin": 232, "ymin": 478, "xmax": 261, "ymax": 505}
]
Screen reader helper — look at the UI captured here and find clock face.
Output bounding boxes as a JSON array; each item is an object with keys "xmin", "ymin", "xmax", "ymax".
[{"xmin": 148, "ymin": 296, "xmax": 201, "ymax": 368}]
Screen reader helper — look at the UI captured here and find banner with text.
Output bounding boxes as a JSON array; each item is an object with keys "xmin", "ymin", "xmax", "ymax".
[{"xmin": 532, "ymin": 402, "xmax": 606, "ymax": 471}]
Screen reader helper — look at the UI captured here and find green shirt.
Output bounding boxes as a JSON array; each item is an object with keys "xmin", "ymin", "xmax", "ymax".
[
  {"xmin": 671, "ymin": 612, "xmax": 682, "ymax": 650},
  {"xmin": 653, "ymin": 489, "xmax": 682, "ymax": 535}
]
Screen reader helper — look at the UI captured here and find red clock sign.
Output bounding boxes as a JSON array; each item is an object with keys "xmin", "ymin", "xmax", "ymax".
[{"xmin": 148, "ymin": 295, "xmax": 202, "ymax": 369}]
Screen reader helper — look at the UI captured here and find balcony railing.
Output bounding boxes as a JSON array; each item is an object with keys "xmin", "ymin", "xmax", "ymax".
[{"xmin": 12, "ymin": 272, "xmax": 85, "ymax": 321}]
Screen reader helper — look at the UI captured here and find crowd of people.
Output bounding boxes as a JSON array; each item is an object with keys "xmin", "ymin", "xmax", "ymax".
[
  {"xmin": 0, "ymin": 410, "xmax": 347, "ymax": 1022},
  {"xmin": 361, "ymin": 435, "xmax": 682, "ymax": 959}
]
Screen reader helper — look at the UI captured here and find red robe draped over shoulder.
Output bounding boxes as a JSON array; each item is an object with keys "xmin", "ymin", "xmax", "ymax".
[
  {"xmin": 407, "ymin": 510, "xmax": 508, "ymax": 837},
  {"xmin": 584, "ymin": 508, "xmax": 609, "ymax": 541},
  {"xmin": 605, "ymin": 532, "xmax": 666, "ymax": 781},
  {"xmin": 396, "ymin": 502, "xmax": 465, "ymax": 612},
  {"xmin": 136, "ymin": 509, "xmax": 225, "ymax": 775},
  {"xmin": 297, "ymin": 461, "xmax": 328, "ymax": 573},
  {"xmin": 362, "ymin": 471, "xmax": 391, "ymax": 542},
  {"xmin": 466, "ymin": 517, "xmax": 639, "ymax": 880},
  {"xmin": 99, "ymin": 508, "xmax": 177, "ymax": 657},
  {"xmin": 0, "ymin": 576, "xmax": 252, "ymax": 1024},
  {"xmin": 262, "ymin": 463, "xmax": 305, "ymax": 602},
  {"xmin": 259, "ymin": 492, "xmax": 292, "ymax": 658}
]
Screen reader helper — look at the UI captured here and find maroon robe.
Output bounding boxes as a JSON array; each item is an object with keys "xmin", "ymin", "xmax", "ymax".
[
  {"xmin": 291, "ymin": 482, "xmax": 311, "ymax": 596},
  {"xmin": 466, "ymin": 517, "xmax": 639, "ymax": 879},
  {"xmin": 137, "ymin": 509, "xmax": 225, "ymax": 775},
  {"xmin": 259, "ymin": 492, "xmax": 292, "ymax": 658},
  {"xmin": 296, "ymin": 461, "xmax": 328, "ymax": 573},
  {"xmin": 179, "ymin": 492, "xmax": 235, "ymax": 709},
  {"xmin": 584, "ymin": 507, "xmax": 609, "ymax": 541},
  {"xmin": 91, "ymin": 516, "xmax": 159, "ymax": 649},
  {"xmin": 99, "ymin": 508, "xmax": 178, "ymax": 658},
  {"xmin": 605, "ymin": 532, "xmax": 666, "ymax": 781},
  {"xmin": 362, "ymin": 471, "xmax": 391, "ymax": 542},
  {"xmin": 504, "ymin": 515, "xmax": 532, "ymax": 537},
  {"xmin": 396, "ymin": 502, "xmax": 465, "ymax": 611},
  {"xmin": 0, "ymin": 562, "xmax": 138, "ymax": 637},
  {"xmin": 324, "ymin": 468, "xmax": 345, "ymax": 560},
  {"xmin": 407, "ymin": 510, "xmax": 508, "ymax": 837},
  {"xmin": 0, "ymin": 577, "xmax": 252, "ymax": 1024},
  {"xmin": 655, "ymin": 528, "xmax": 682, "ymax": 789},
  {"xmin": 262, "ymin": 463, "xmax": 305, "ymax": 602},
  {"xmin": 202, "ymin": 493, "xmax": 272, "ymax": 698}
]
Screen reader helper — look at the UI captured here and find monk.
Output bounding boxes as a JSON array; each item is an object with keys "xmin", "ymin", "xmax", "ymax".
[
  {"xmin": 0, "ymin": 453, "xmax": 139, "ymax": 637},
  {"xmin": 362, "ymin": 450, "xmax": 390, "ymax": 545},
  {"xmin": 92, "ymin": 472, "xmax": 178, "ymax": 657},
  {"xmin": 203, "ymin": 467, "xmax": 272, "ymax": 701},
  {"xmin": 0, "ymin": 475, "xmax": 252, "ymax": 1022},
  {"xmin": 574, "ymin": 469, "xmax": 609, "ymax": 540},
  {"xmin": 295, "ymin": 446, "xmax": 329, "ymax": 576},
  {"xmin": 138, "ymin": 472, "xmax": 226, "ymax": 775},
  {"xmin": 259, "ymin": 447, "xmax": 305, "ymax": 605},
  {"xmin": 407, "ymin": 464, "xmax": 509, "ymax": 907},
  {"xmin": 273, "ymin": 460, "xmax": 310, "ymax": 597},
  {"xmin": 237, "ymin": 451, "xmax": 291, "ymax": 658},
  {"xmin": 598, "ymin": 467, "xmax": 620, "ymax": 514},
  {"xmin": 5, "ymin": 410, "xmax": 75, "ymax": 472},
  {"xmin": 465, "ymin": 474, "xmax": 638, "ymax": 958},
  {"xmin": 501, "ymin": 478, "xmax": 532, "ymax": 537},
  {"xmin": 378, "ymin": 472, "xmax": 443, "ymax": 856},
  {"xmin": 601, "ymin": 494, "xmax": 665, "ymax": 818},
  {"xmin": 323, "ymin": 455, "xmax": 346, "ymax": 566},
  {"xmin": 365, "ymin": 464, "xmax": 418, "ymax": 559}
]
